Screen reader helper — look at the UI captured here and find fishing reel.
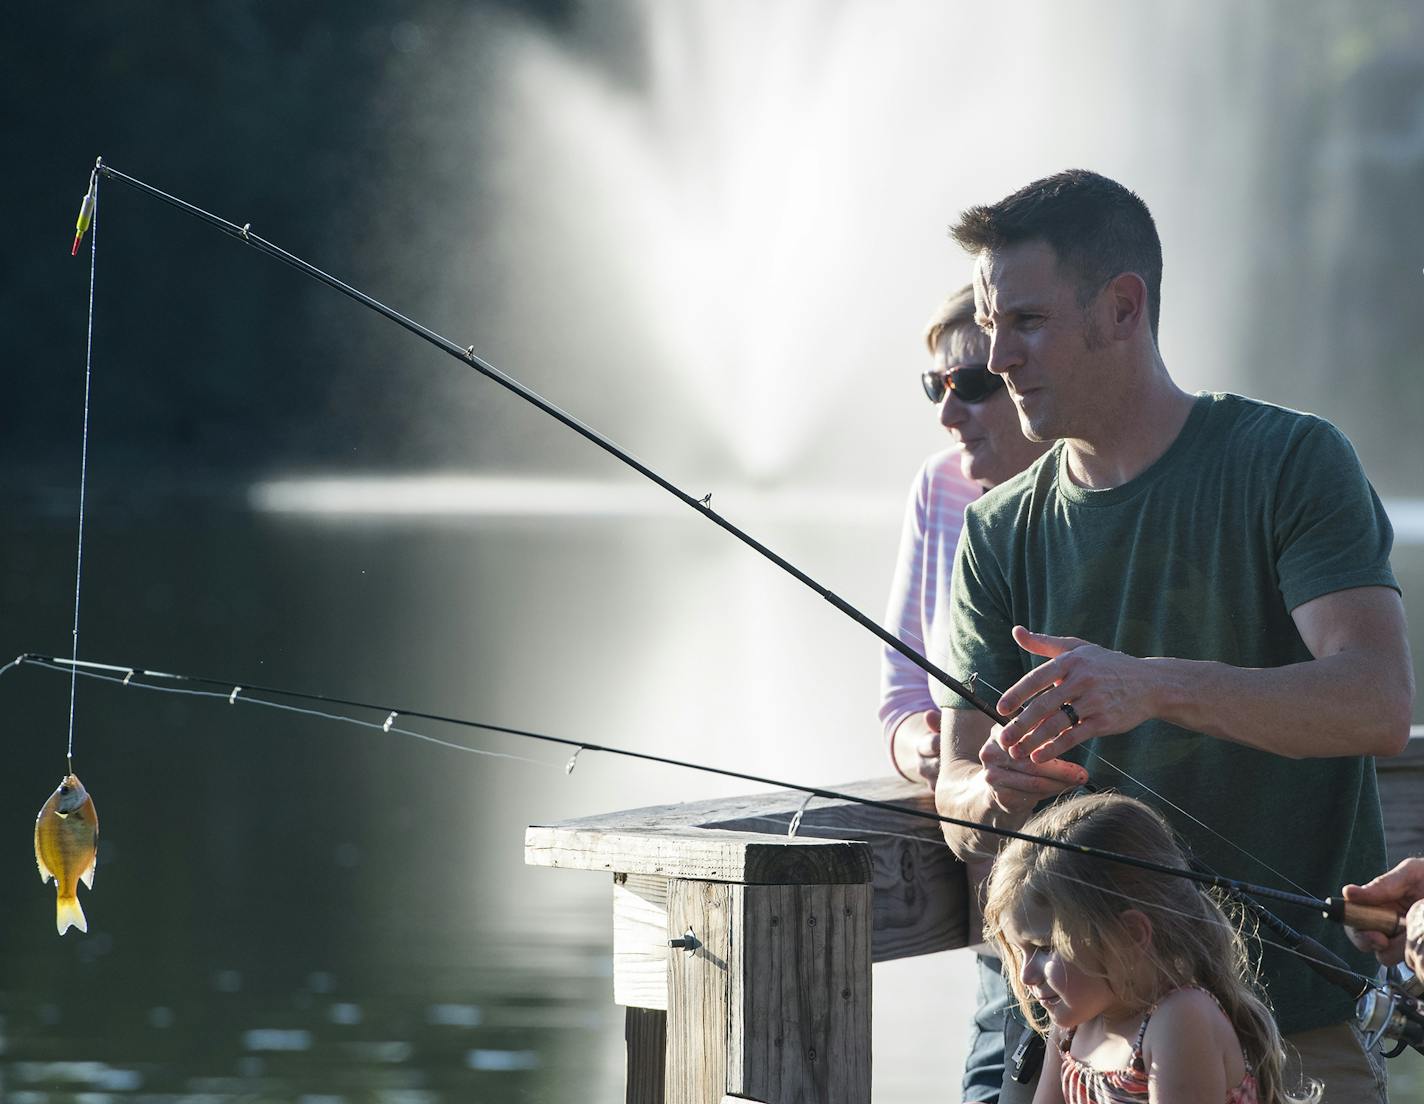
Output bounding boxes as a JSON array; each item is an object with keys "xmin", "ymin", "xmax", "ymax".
[{"xmin": 1356, "ymin": 963, "xmax": 1424, "ymax": 1057}]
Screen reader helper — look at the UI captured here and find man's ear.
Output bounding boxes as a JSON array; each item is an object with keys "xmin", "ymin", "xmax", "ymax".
[
  {"xmin": 1105, "ymin": 272, "xmax": 1149, "ymax": 340},
  {"xmin": 1119, "ymin": 908, "xmax": 1154, "ymax": 950}
]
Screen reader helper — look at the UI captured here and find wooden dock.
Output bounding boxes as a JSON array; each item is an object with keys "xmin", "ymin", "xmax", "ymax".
[{"xmin": 526, "ymin": 731, "xmax": 1424, "ymax": 1103}]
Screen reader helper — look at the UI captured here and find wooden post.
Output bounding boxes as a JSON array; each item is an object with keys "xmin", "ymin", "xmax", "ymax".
[
  {"xmin": 626, "ymin": 1006, "xmax": 667, "ymax": 1104},
  {"xmin": 1379, "ymin": 733, "xmax": 1424, "ymax": 863},
  {"xmin": 665, "ymin": 879, "xmax": 736, "ymax": 1103},
  {"xmin": 662, "ymin": 878, "xmax": 871, "ymax": 1104},
  {"xmin": 528, "ymin": 797, "xmax": 887, "ymax": 1103},
  {"xmin": 735, "ymin": 883, "xmax": 873, "ymax": 1102}
]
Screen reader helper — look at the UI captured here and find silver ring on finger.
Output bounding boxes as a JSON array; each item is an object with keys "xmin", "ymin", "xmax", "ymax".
[{"xmin": 1060, "ymin": 702, "xmax": 1081, "ymax": 727}]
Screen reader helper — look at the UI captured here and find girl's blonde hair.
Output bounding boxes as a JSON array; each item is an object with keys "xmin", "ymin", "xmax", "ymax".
[{"xmin": 982, "ymin": 792, "xmax": 1319, "ymax": 1104}]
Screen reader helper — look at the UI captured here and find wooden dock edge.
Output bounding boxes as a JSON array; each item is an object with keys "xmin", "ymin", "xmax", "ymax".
[{"xmin": 526, "ymin": 775, "xmax": 969, "ymax": 971}]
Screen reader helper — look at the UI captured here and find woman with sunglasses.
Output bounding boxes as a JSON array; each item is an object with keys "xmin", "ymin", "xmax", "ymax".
[
  {"xmin": 879, "ymin": 284, "xmax": 1048, "ymax": 1104},
  {"xmin": 882, "ymin": 285, "xmax": 1048, "ymax": 787}
]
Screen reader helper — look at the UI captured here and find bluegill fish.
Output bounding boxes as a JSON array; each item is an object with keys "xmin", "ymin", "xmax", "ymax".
[{"xmin": 34, "ymin": 773, "xmax": 99, "ymax": 935}]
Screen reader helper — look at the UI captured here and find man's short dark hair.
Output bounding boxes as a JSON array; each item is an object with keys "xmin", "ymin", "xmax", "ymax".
[{"xmin": 950, "ymin": 170, "xmax": 1163, "ymax": 338}]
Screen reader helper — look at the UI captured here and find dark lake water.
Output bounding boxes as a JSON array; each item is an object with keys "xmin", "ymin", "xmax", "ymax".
[
  {"xmin": 1, "ymin": 501, "xmax": 643, "ymax": 1102},
  {"xmin": 0, "ymin": 490, "xmax": 914, "ymax": 1102},
  {"xmin": 3, "ymin": 492, "xmax": 1423, "ymax": 1102}
]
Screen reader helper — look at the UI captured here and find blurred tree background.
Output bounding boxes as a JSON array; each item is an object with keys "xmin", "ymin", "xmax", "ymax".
[
  {"xmin": 1239, "ymin": 3, "xmax": 1424, "ymax": 485},
  {"xmin": 6, "ymin": 0, "xmax": 604, "ymax": 503},
  {"xmin": 5, "ymin": 1, "xmax": 1424, "ymax": 499}
]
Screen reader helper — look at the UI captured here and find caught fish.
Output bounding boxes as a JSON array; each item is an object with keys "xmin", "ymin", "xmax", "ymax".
[{"xmin": 34, "ymin": 773, "xmax": 99, "ymax": 935}]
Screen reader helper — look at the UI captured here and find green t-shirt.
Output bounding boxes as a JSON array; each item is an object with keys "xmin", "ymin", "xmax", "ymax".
[{"xmin": 941, "ymin": 392, "xmax": 1399, "ymax": 1035}]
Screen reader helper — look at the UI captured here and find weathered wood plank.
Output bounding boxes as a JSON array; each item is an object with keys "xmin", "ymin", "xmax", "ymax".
[
  {"xmin": 616, "ymin": 873, "xmax": 670, "ymax": 1010},
  {"xmin": 532, "ymin": 777, "xmax": 929, "ymax": 833},
  {"xmin": 625, "ymin": 1007, "xmax": 667, "ymax": 1104},
  {"xmin": 527, "ymin": 778, "xmax": 967, "ymax": 962},
  {"xmin": 1380, "ymin": 732, "xmax": 1424, "ymax": 864},
  {"xmin": 706, "ymin": 790, "xmax": 966, "ymax": 964},
  {"xmin": 525, "ymin": 824, "xmax": 872, "ymax": 885},
  {"xmin": 727, "ymin": 883, "xmax": 872, "ymax": 1104},
  {"xmin": 667, "ymin": 879, "xmax": 735, "ymax": 1104}
]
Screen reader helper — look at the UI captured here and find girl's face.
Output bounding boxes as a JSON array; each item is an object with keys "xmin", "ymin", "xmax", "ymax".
[{"xmin": 1005, "ymin": 903, "xmax": 1128, "ymax": 1030}]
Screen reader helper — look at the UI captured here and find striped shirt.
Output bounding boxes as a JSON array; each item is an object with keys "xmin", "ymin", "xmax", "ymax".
[
  {"xmin": 1059, "ymin": 989, "xmax": 1259, "ymax": 1104},
  {"xmin": 878, "ymin": 449, "xmax": 979, "ymax": 768}
]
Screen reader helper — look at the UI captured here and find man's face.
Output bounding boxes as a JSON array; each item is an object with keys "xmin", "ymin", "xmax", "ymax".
[
  {"xmin": 973, "ymin": 240, "xmax": 1104, "ymax": 443},
  {"xmin": 931, "ymin": 326, "xmax": 1047, "ymax": 489}
]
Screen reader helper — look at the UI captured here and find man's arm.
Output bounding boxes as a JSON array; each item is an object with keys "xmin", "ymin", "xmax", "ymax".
[
  {"xmin": 991, "ymin": 586, "xmax": 1412, "ymax": 764},
  {"xmin": 934, "ymin": 705, "xmax": 1086, "ymax": 859}
]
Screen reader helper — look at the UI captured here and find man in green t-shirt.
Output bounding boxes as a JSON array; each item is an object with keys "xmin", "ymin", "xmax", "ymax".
[{"xmin": 932, "ymin": 170, "xmax": 1413, "ymax": 1101}]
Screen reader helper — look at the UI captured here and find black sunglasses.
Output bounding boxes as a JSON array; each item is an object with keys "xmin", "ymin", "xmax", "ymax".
[{"xmin": 921, "ymin": 363, "xmax": 1004, "ymax": 405}]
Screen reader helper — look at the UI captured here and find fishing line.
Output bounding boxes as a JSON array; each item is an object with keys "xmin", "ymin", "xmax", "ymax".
[
  {"xmin": 66, "ymin": 168, "xmax": 102, "ymax": 777},
  {"xmin": 19, "ymin": 656, "xmax": 555, "ymax": 770},
  {"xmin": 4, "ymin": 651, "xmax": 1396, "ymax": 938},
  {"xmin": 969, "ymin": 673, "xmax": 1318, "ymax": 905},
  {"xmin": 736, "ymin": 812, "xmax": 961, "ymax": 852},
  {"xmin": 83, "ymin": 160, "xmax": 1001, "ymax": 725},
  {"xmin": 1090, "ymin": 752, "xmax": 1315, "ymax": 899},
  {"xmin": 734, "ymin": 812, "xmax": 1380, "ymax": 1002},
  {"xmin": 1022, "ymin": 866, "xmax": 1378, "ymax": 998}
]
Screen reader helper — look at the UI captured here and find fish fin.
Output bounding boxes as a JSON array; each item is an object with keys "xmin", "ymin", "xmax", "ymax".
[
  {"xmin": 56, "ymin": 894, "xmax": 87, "ymax": 936},
  {"xmin": 35, "ymin": 834, "xmax": 54, "ymax": 885},
  {"xmin": 81, "ymin": 851, "xmax": 97, "ymax": 890}
]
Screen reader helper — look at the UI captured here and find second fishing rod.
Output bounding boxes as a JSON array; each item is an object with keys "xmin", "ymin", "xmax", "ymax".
[{"xmin": 17, "ymin": 651, "xmax": 1407, "ymax": 943}]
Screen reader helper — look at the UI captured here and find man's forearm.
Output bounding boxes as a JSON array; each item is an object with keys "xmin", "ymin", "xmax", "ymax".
[
  {"xmin": 1000, "ymin": 593, "xmax": 1413, "ymax": 765},
  {"xmin": 935, "ymin": 755, "xmax": 1027, "ymax": 861},
  {"xmin": 1148, "ymin": 649, "xmax": 1412, "ymax": 759}
]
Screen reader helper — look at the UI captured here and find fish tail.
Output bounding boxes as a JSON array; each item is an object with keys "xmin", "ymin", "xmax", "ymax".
[{"xmin": 56, "ymin": 894, "xmax": 88, "ymax": 936}]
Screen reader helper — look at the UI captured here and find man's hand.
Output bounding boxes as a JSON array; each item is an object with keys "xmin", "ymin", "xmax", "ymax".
[
  {"xmin": 934, "ymin": 704, "xmax": 1085, "ymax": 861},
  {"xmin": 995, "ymin": 625, "xmax": 1158, "ymax": 763},
  {"xmin": 891, "ymin": 709, "xmax": 941, "ymax": 789},
  {"xmin": 1343, "ymin": 858, "xmax": 1424, "ymax": 973},
  {"xmin": 977, "ymin": 726, "xmax": 1087, "ymax": 816}
]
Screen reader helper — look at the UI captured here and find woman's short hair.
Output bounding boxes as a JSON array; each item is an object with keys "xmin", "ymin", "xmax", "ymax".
[{"xmin": 923, "ymin": 284, "xmax": 980, "ymax": 357}]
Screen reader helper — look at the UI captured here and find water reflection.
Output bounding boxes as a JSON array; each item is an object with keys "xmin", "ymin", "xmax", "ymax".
[
  {"xmin": 0, "ymin": 926, "xmax": 615, "ymax": 1102},
  {"xmin": 0, "ymin": 499, "xmax": 902, "ymax": 1102}
]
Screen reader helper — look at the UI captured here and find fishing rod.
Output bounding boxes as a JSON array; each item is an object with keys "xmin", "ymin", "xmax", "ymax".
[
  {"xmin": 13, "ymin": 652, "xmax": 1403, "ymax": 941},
  {"xmin": 66, "ymin": 163, "xmax": 1424, "ymax": 1051},
  {"xmin": 74, "ymin": 158, "xmax": 1002, "ymax": 725},
  {"xmin": 1225, "ymin": 887, "xmax": 1424, "ymax": 1057},
  {"xmin": 25, "ymin": 652, "xmax": 1424, "ymax": 1054},
  {"xmin": 64, "ymin": 159, "xmax": 1408, "ymax": 932}
]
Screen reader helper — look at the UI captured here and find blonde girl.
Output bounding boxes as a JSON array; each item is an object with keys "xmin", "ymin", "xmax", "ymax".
[{"xmin": 983, "ymin": 792, "xmax": 1319, "ymax": 1104}]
